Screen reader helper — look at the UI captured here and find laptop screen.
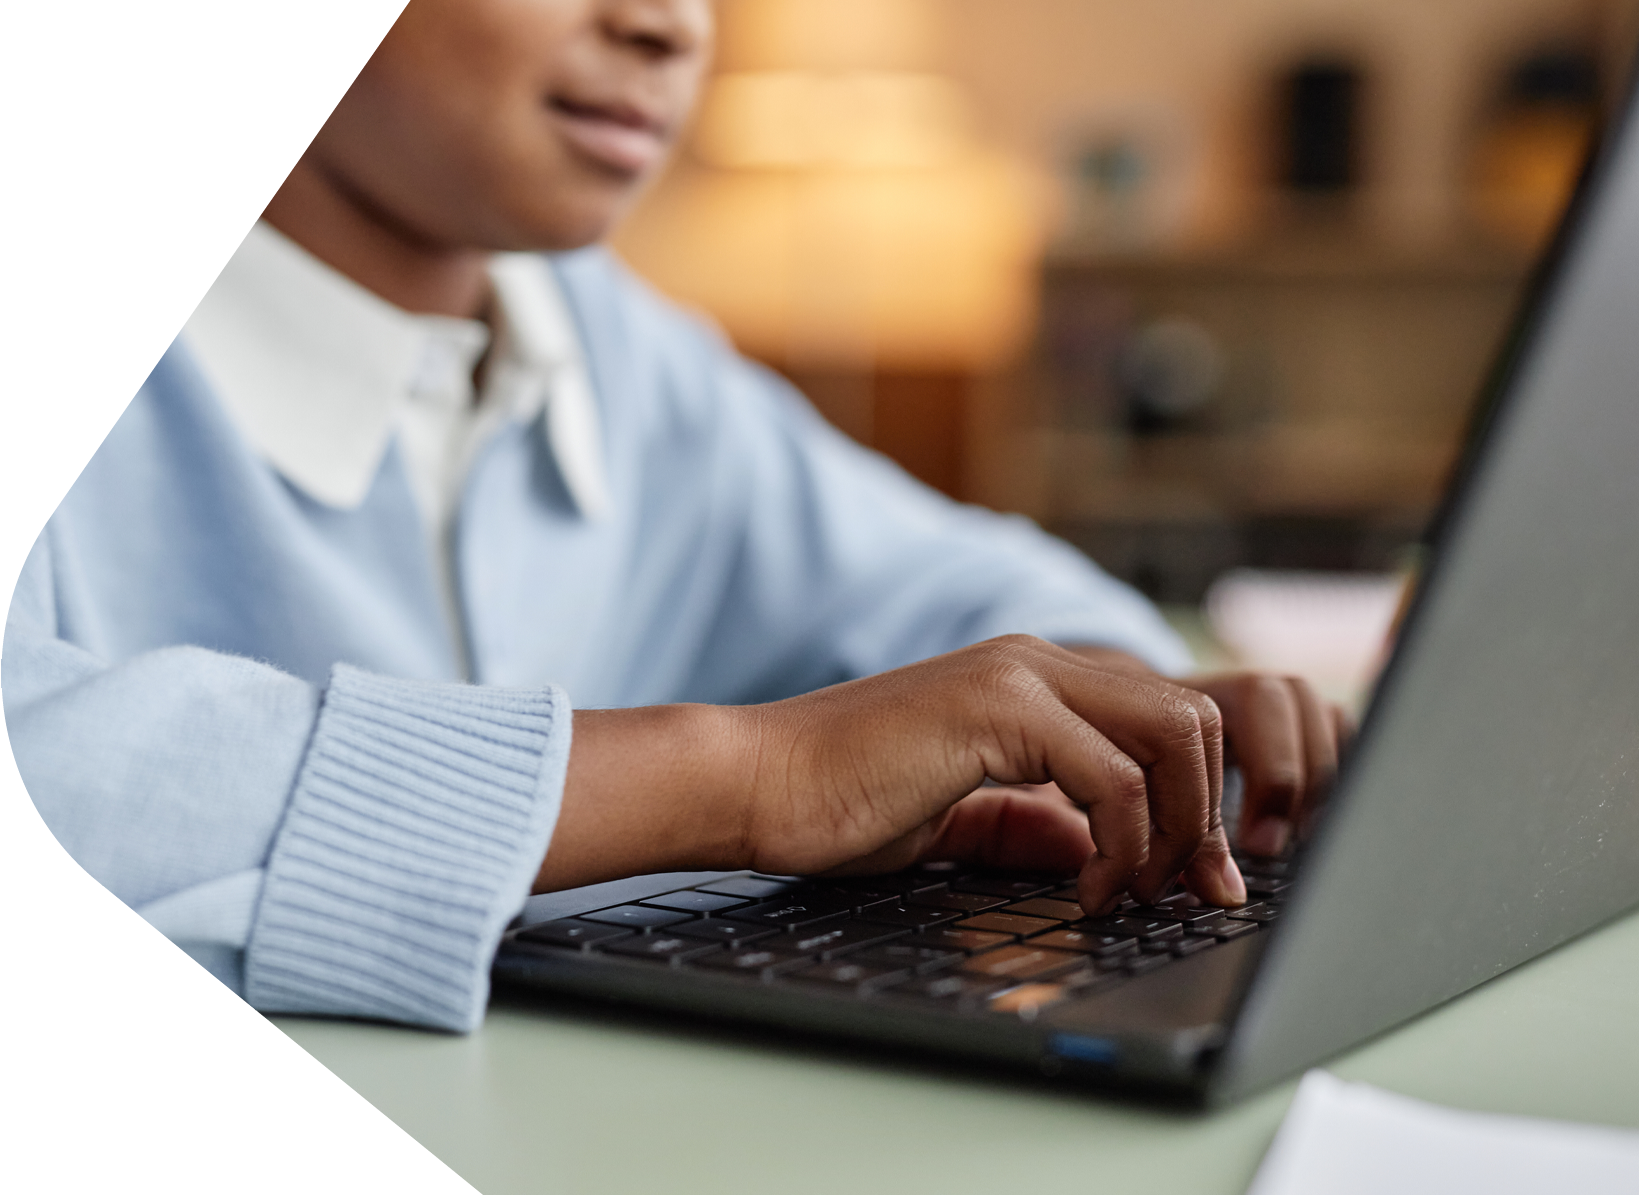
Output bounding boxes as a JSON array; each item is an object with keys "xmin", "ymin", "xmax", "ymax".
[{"xmin": 1221, "ymin": 76, "xmax": 1639, "ymax": 1097}]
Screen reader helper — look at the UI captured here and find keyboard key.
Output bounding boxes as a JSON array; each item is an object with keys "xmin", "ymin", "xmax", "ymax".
[
  {"xmin": 666, "ymin": 919, "xmax": 778, "ymax": 946},
  {"xmin": 951, "ymin": 876, "xmax": 1057, "ymax": 900},
  {"xmin": 1235, "ymin": 855, "xmax": 1292, "ymax": 878},
  {"xmin": 1029, "ymin": 928, "xmax": 1138, "ymax": 958},
  {"xmin": 1124, "ymin": 952, "xmax": 1173, "ymax": 976},
  {"xmin": 600, "ymin": 935, "xmax": 723, "ymax": 963},
  {"xmin": 812, "ymin": 881, "xmax": 894, "ymax": 904},
  {"xmin": 1127, "ymin": 902, "xmax": 1225, "ymax": 924},
  {"xmin": 811, "ymin": 888, "xmax": 902, "ymax": 914},
  {"xmin": 919, "ymin": 927, "xmax": 1013, "ymax": 954},
  {"xmin": 1183, "ymin": 916, "xmax": 1260, "ymax": 941},
  {"xmin": 1223, "ymin": 902, "xmax": 1280, "ymax": 923},
  {"xmin": 1169, "ymin": 936, "xmax": 1217, "ymax": 957},
  {"xmin": 581, "ymin": 905, "xmax": 695, "ymax": 932},
  {"xmin": 1047, "ymin": 885, "xmax": 1083, "ymax": 902},
  {"xmin": 851, "ymin": 942, "xmax": 964, "ymax": 974},
  {"xmin": 1245, "ymin": 878, "xmax": 1291, "ymax": 899},
  {"xmin": 1063, "ymin": 967, "xmax": 1127, "ymax": 996},
  {"xmin": 828, "ymin": 874, "xmax": 949, "ymax": 896},
  {"xmin": 514, "ymin": 919, "xmax": 633, "ymax": 950},
  {"xmin": 957, "ymin": 944, "xmax": 1085, "ymax": 983},
  {"xmin": 760, "ymin": 921, "xmax": 908, "ymax": 959},
  {"xmin": 639, "ymin": 890, "xmax": 750, "ymax": 915},
  {"xmin": 693, "ymin": 948, "xmax": 810, "ymax": 978},
  {"xmin": 788, "ymin": 960, "xmax": 909, "ymax": 990},
  {"xmin": 855, "ymin": 904, "xmax": 962, "ymax": 931},
  {"xmin": 1155, "ymin": 893, "xmax": 1203, "ymax": 909},
  {"xmin": 909, "ymin": 890, "xmax": 1009, "ymax": 913},
  {"xmin": 1004, "ymin": 898, "xmax": 1085, "ymax": 922},
  {"xmin": 987, "ymin": 982, "xmax": 1071, "ymax": 1017},
  {"xmin": 955, "ymin": 912, "xmax": 1061, "ymax": 938},
  {"xmin": 897, "ymin": 973, "xmax": 1014, "ymax": 1002},
  {"xmin": 695, "ymin": 877, "xmax": 804, "ymax": 901},
  {"xmin": 723, "ymin": 896, "xmax": 855, "ymax": 931},
  {"xmin": 1164, "ymin": 895, "xmax": 1244, "ymax": 918},
  {"xmin": 1077, "ymin": 916, "xmax": 1183, "ymax": 941}
]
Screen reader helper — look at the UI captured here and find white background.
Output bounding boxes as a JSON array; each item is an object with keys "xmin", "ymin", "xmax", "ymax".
[{"xmin": 0, "ymin": 3, "xmax": 475, "ymax": 1190}]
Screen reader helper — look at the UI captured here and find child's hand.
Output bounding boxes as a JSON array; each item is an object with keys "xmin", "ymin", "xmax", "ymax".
[{"xmin": 544, "ymin": 635, "xmax": 1246, "ymax": 912}]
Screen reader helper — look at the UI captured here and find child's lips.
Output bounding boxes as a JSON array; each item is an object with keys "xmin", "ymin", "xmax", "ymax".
[{"xmin": 549, "ymin": 97, "xmax": 670, "ymax": 175}]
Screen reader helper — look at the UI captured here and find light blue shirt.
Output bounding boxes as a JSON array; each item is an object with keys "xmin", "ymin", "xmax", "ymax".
[{"xmin": 3, "ymin": 245, "xmax": 1189, "ymax": 1031}]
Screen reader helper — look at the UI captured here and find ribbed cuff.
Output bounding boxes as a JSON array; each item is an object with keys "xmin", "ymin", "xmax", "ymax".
[{"xmin": 245, "ymin": 664, "xmax": 570, "ymax": 1031}]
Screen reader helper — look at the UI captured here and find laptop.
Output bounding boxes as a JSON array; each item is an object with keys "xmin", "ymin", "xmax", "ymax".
[{"xmin": 490, "ymin": 77, "xmax": 1639, "ymax": 1105}]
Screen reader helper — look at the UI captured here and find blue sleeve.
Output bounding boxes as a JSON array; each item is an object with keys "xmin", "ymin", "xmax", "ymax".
[
  {"xmin": 683, "ymin": 352, "xmax": 1193, "ymax": 700},
  {"xmin": 3, "ymin": 532, "xmax": 569, "ymax": 1030}
]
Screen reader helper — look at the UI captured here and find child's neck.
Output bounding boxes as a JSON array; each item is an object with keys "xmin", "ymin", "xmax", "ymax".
[{"xmin": 262, "ymin": 155, "xmax": 493, "ymax": 321}]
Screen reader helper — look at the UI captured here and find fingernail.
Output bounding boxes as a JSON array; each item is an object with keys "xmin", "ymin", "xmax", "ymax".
[
  {"xmin": 1218, "ymin": 853, "xmax": 1247, "ymax": 906},
  {"xmin": 1243, "ymin": 817, "xmax": 1290, "ymax": 857}
]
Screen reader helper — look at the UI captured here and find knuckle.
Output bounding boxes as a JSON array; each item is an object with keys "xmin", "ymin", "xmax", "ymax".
[
  {"xmin": 1107, "ymin": 753, "xmax": 1148, "ymax": 804},
  {"xmin": 976, "ymin": 656, "xmax": 1045, "ymax": 706},
  {"xmin": 1154, "ymin": 693, "xmax": 1204, "ymax": 743},
  {"xmin": 1192, "ymin": 693, "xmax": 1224, "ymax": 738},
  {"xmin": 990, "ymin": 632, "xmax": 1048, "ymax": 656},
  {"xmin": 970, "ymin": 636, "xmax": 1044, "ymax": 676},
  {"xmin": 969, "ymin": 636, "xmax": 1059, "ymax": 700},
  {"xmin": 1248, "ymin": 673, "xmax": 1291, "ymax": 706}
]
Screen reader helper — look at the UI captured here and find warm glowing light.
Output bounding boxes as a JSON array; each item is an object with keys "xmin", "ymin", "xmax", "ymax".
[
  {"xmin": 1469, "ymin": 108, "xmax": 1594, "ymax": 251},
  {"xmin": 615, "ymin": 0, "xmax": 1045, "ymax": 373},
  {"xmin": 617, "ymin": 154, "xmax": 1044, "ymax": 372}
]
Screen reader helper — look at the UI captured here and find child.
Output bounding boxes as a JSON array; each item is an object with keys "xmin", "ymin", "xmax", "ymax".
[{"xmin": 3, "ymin": 0, "xmax": 1340, "ymax": 1031}]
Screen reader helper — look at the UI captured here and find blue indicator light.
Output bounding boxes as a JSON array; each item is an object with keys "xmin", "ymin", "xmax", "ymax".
[{"xmin": 1049, "ymin": 1034, "xmax": 1119, "ymax": 1065}]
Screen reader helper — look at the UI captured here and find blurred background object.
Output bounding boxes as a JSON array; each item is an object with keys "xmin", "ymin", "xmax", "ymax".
[
  {"xmin": 1204, "ymin": 569, "xmax": 1408, "ymax": 710},
  {"xmin": 615, "ymin": 0, "xmax": 1639, "ymax": 691},
  {"xmin": 616, "ymin": 0, "xmax": 1043, "ymax": 494},
  {"xmin": 1468, "ymin": 47, "xmax": 1602, "ymax": 249}
]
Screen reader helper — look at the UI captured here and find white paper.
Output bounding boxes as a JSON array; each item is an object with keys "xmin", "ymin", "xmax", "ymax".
[
  {"xmin": 1248, "ymin": 1070, "xmax": 1639, "ymax": 1195},
  {"xmin": 1205, "ymin": 569, "xmax": 1402, "ymax": 704}
]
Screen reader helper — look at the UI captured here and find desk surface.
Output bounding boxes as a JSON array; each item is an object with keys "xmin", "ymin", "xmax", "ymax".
[{"xmin": 277, "ymin": 908, "xmax": 1639, "ymax": 1195}]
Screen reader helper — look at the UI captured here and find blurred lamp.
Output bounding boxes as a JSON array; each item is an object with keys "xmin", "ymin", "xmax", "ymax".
[
  {"xmin": 614, "ymin": 0, "xmax": 1044, "ymax": 374},
  {"xmin": 1469, "ymin": 49, "xmax": 1598, "ymax": 252}
]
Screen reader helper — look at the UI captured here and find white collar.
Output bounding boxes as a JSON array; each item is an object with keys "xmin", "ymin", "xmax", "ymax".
[{"xmin": 181, "ymin": 221, "xmax": 608, "ymax": 518}]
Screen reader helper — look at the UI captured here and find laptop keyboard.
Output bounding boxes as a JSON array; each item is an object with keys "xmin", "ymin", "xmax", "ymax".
[{"xmin": 506, "ymin": 856, "xmax": 1291, "ymax": 1019}]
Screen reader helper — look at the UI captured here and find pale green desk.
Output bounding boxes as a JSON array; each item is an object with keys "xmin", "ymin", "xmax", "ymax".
[{"xmin": 276, "ymin": 908, "xmax": 1639, "ymax": 1195}]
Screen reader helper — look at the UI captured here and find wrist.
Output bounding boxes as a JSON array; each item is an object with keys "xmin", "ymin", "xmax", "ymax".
[{"xmin": 535, "ymin": 703, "xmax": 758, "ymax": 892}]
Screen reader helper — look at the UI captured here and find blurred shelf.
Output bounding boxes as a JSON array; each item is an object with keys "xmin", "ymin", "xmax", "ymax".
[{"xmin": 1027, "ymin": 237, "xmax": 1531, "ymax": 598}]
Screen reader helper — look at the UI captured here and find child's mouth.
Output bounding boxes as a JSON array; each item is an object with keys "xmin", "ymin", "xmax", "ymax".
[{"xmin": 549, "ymin": 95, "xmax": 670, "ymax": 175}]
